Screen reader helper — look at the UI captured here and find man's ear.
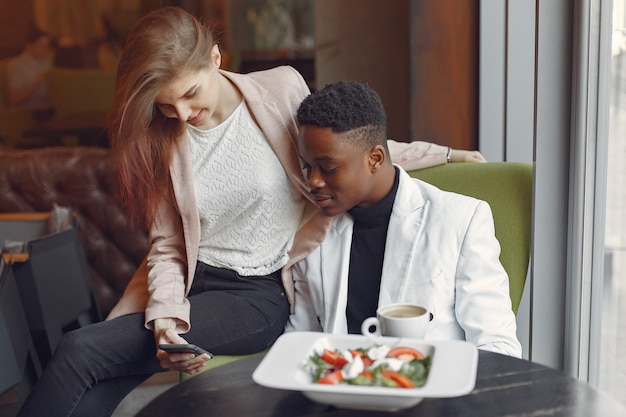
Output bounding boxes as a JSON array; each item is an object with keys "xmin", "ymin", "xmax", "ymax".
[{"xmin": 369, "ymin": 145, "xmax": 386, "ymax": 171}]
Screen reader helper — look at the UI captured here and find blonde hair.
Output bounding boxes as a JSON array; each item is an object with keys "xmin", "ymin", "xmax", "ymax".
[{"xmin": 108, "ymin": 6, "xmax": 216, "ymax": 227}]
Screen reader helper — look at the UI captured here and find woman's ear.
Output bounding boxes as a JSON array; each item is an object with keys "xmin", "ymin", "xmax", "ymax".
[{"xmin": 211, "ymin": 44, "xmax": 221, "ymax": 68}]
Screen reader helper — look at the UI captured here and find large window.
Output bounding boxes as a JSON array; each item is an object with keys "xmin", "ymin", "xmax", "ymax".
[{"xmin": 597, "ymin": 0, "xmax": 626, "ymax": 405}]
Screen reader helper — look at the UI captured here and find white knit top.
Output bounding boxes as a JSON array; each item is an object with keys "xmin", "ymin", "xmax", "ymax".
[{"xmin": 186, "ymin": 100, "xmax": 303, "ymax": 276}]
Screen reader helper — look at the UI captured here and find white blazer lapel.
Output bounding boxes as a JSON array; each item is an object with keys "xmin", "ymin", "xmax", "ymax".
[
  {"xmin": 379, "ymin": 169, "xmax": 428, "ymax": 305},
  {"xmin": 321, "ymin": 216, "xmax": 353, "ymax": 333}
]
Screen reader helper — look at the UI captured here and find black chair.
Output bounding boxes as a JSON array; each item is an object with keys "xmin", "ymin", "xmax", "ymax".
[
  {"xmin": 0, "ymin": 258, "xmax": 42, "ymax": 399},
  {"xmin": 1, "ymin": 213, "xmax": 102, "ymax": 367}
]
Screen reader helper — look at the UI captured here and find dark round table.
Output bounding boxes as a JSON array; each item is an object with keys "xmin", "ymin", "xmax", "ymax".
[{"xmin": 137, "ymin": 350, "xmax": 626, "ymax": 417}]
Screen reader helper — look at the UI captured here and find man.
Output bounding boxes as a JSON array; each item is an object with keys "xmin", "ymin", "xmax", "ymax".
[
  {"xmin": 6, "ymin": 28, "xmax": 53, "ymax": 111},
  {"xmin": 285, "ymin": 81, "xmax": 521, "ymax": 358}
]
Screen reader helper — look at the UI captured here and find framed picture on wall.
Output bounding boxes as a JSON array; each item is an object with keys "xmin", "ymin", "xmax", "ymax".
[{"xmin": 227, "ymin": 0, "xmax": 314, "ymax": 51}]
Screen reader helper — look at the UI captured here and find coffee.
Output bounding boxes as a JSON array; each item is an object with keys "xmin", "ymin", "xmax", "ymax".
[
  {"xmin": 383, "ymin": 306, "xmax": 426, "ymax": 318},
  {"xmin": 362, "ymin": 303, "xmax": 430, "ymax": 339}
]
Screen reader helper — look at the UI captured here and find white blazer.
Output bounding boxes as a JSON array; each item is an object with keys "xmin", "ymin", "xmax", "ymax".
[{"xmin": 286, "ymin": 167, "xmax": 522, "ymax": 358}]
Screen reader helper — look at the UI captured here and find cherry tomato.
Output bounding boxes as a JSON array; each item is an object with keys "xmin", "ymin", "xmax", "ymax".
[
  {"xmin": 321, "ymin": 349, "xmax": 349, "ymax": 367},
  {"xmin": 381, "ymin": 370, "xmax": 415, "ymax": 388},
  {"xmin": 360, "ymin": 370, "xmax": 374, "ymax": 379},
  {"xmin": 386, "ymin": 346, "xmax": 425, "ymax": 361},
  {"xmin": 350, "ymin": 350, "xmax": 374, "ymax": 367},
  {"xmin": 317, "ymin": 370, "xmax": 344, "ymax": 384}
]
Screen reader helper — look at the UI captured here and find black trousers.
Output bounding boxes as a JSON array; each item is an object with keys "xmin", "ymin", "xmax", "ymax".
[{"xmin": 17, "ymin": 262, "xmax": 290, "ymax": 417}]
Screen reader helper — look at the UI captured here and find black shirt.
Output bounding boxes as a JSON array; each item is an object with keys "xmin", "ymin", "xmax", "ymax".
[{"xmin": 345, "ymin": 167, "xmax": 400, "ymax": 333}]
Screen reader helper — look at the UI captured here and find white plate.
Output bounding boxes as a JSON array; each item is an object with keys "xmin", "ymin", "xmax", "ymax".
[{"xmin": 252, "ymin": 331, "xmax": 478, "ymax": 411}]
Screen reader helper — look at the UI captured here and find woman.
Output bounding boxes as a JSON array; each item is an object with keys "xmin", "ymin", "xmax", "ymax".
[{"xmin": 17, "ymin": 7, "xmax": 484, "ymax": 417}]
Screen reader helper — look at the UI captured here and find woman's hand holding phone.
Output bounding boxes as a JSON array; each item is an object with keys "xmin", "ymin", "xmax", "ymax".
[
  {"xmin": 159, "ymin": 343, "xmax": 213, "ymax": 357},
  {"xmin": 154, "ymin": 325, "xmax": 212, "ymax": 374}
]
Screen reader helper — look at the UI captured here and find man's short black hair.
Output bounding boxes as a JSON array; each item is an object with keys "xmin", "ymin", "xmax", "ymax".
[{"xmin": 297, "ymin": 81, "xmax": 387, "ymax": 150}]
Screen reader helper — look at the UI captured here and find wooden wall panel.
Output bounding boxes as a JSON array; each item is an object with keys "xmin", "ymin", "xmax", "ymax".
[
  {"xmin": 410, "ymin": 0, "xmax": 479, "ymax": 149},
  {"xmin": 314, "ymin": 0, "xmax": 411, "ymax": 142},
  {"xmin": 0, "ymin": 0, "xmax": 35, "ymax": 59},
  {"xmin": 315, "ymin": 0, "xmax": 478, "ymax": 150}
]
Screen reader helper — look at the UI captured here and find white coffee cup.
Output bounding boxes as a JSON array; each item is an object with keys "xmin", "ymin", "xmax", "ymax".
[{"xmin": 361, "ymin": 303, "xmax": 430, "ymax": 339}]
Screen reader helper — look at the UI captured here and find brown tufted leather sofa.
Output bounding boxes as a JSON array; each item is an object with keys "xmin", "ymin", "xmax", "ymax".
[{"xmin": 0, "ymin": 146, "xmax": 149, "ymax": 316}]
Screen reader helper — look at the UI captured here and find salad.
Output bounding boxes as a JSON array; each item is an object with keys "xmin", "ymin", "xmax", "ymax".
[{"xmin": 304, "ymin": 344, "xmax": 431, "ymax": 389}]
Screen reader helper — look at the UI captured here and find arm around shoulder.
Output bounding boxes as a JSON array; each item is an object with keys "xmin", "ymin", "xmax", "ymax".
[
  {"xmin": 387, "ymin": 140, "xmax": 448, "ymax": 170},
  {"xmin": 387, "ymin": 140, "xmax": 487, "ymax": 171}
]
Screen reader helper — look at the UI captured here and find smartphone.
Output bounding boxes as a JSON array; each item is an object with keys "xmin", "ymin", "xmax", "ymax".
[{"xmin": 159, "ymin": 343, "xmax": 213, "ymax": 358}]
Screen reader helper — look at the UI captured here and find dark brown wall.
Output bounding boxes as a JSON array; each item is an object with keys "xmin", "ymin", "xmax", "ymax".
[
  {"xmin": 315, "ymin": 0, "xmax": 478, "ymax": 150},
  {"xmin": 315, "ymin": 0, "xmax": 411, "ymax": 142},
  {"xmin": 0, "ymin": 1, "xmax": 35, "ymax": 59},
  {"xmin": 410, "ymin": 0, "xmax": 478, "ymax": 150}
]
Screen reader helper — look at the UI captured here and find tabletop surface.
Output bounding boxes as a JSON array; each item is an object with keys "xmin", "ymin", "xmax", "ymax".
[{"xmin": 137, "ymin": 349, "xmax": 626, "ymax": 417}]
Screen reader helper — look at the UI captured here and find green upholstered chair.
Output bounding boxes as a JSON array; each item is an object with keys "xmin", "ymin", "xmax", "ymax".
[
  {"xmin": 409, "ymin": 161, "xmax": 534, "ymax": 314},
  {"xmin": 180, "ymin": 351, "xmax": 267, "ymax": 382},
  {"xmin": 181, "ymin": 161, "xmax": 534, "ymax": 381}
]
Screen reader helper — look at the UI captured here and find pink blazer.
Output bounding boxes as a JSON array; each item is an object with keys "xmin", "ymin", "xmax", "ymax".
[{"xmin": 107, "ymin": 66, "xmax": 448, "ymax": 333}]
